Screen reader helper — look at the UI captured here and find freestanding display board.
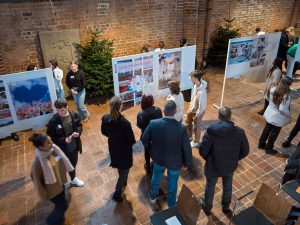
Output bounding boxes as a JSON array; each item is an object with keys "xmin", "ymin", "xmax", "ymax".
[
  {"xmin": 112, "ymin": 46, "xmax": 196, "ymax": 110},
  {"xmin": 0, "ymin": 69, "xmax": 56, "ymax": 138}
]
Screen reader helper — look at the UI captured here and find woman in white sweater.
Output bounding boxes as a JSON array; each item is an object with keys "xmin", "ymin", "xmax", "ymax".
[
  {"xmin": 49, "ymin": 60, "xmax": 65, "ymax": 100},
  {"xmin": 167, "ymin": 81, "xmax": 184, "ymax": 122},
  {"xmin": 258, "ymin": 57, "xmax": 283, "ymax": 115},
  {"xmin": 258, "ymin": 76, "xmax": 293, "ymax": 155}
]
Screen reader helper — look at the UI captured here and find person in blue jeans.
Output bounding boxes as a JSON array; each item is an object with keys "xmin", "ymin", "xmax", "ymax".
[
  {"xmin": 66, "ymin": 61, "xmax": 90, "ymax": 121},
  {"xmin": 142, "ymin": 100, "xmax": 192, "ymax": 207},
  {"xmin": 199, "ymin": 107, "xmax": 249, "ymax": 215}
]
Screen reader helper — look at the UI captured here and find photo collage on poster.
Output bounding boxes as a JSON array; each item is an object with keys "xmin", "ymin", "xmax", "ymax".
[
  {"xmin": 117, "ymin": 56, "xmax": 154, "ymax": 110},
  {"xmin": 0, "ymin": 80, "xmax": 14, "ymax": 128},
  {"xmin": 8, "ymin": 77, "xmax": 53, "ymax": 121},
  {"xmin": 158, "ymin": 51, "xmax": 182, "ymax": 90},
  {"xmin": 250, "ymin": 36, "xmax": 268, "ymax": 67}
]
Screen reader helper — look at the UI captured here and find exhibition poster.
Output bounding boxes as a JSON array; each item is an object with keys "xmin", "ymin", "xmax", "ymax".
[
  {"xmin": 0, "ymin": 80, "xmax": 14, "ymax": 128},
  {"xmin": 228, "ymin": 40, "xmax": 253, "ymax": 65}
]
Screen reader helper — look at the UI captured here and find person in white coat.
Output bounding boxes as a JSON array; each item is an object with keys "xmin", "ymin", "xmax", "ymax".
[
  {"xmin": 167, "ymin": 80, "xmax": 184, "ymax": 123},
  {"xmin": 49, "ymin": 60, "xmax": 65, "ymax": 100},
  {"xmin": 258, "ymin": 76, "xmax": 293, "ymax": 155},
  {"xmin": 184, "ymin": 70, "xmax": 207, "ymax": 148}
]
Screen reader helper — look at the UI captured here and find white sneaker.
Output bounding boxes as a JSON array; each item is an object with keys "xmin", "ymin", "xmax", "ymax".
[
  {"xmin": 190, "ymin": 141, "xmax": 199, "ymax": 148},
  {"xmin": 71, "ymin": 177, "xmax": 84, "ymax": 187}
]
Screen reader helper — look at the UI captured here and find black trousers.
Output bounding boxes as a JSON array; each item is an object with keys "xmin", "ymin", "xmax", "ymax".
[
  {"xmin": 65, "ymin": 150, "xmax": 78, "ymax": 180},
  {"xmin": 115, "ymin": 168, "xmax": 130, "ymax": 195},
  {"xmin": 263, "ymin": 99, "xmax": 269, "ymax": 112},
  {"xmin": 293, "ymin": 61, "xmax": 300, "ymax": 75},
  {"xmin": 287, "ymin": 113, "xmax": 300, "ymax": 145},
  {"xmin": 259, "ymin": 122, "xmax": 281, "ymax": 150},
  {"xmin": 46, "ymin": 189, "xmax": 68, "ymax": 225}
]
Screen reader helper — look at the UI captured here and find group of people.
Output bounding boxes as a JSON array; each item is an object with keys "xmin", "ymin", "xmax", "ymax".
[{"xmin": 140, "ymin": 38, "xmax": 190, "ymax": 53}]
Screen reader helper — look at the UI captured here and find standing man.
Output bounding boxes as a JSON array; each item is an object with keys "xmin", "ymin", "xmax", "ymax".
[
  {"xmin": 199, "ymin": 107, "xmax": 249, "ymax": 215},
  {"xmin": 184, "ymin": 70, "xmax": 207, "ymax": 148},
  {"xmin": 47, "ymin": 99, "xmax": 85, "ymax": 187},
  {"xmin": 142, "ymin": 100, "xmax": 192, "ymax": 208}
]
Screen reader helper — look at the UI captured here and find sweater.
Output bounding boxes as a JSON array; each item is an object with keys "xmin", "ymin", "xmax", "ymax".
[
  {"xmin": 189, "ymin": 80, "xmax": 207, "ymax": 116},
  {"xmin": 66, "ymin": 69, "xmax": 86, "ymax": 93},
  {"xmin": 167, "ymin": 93, "xmax": 184, "ymax": 122},
  {"xmin": 287, "ymin": 44, "xmax": 298, "ymax": 58}
]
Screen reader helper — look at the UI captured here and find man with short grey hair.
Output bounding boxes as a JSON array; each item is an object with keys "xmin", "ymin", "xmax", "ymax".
[
  {"xmin": 199, "ymin": 106, "xmax": 249, "ymax": 215},
  {"xmin": 142, "ymin": 100, "xmax": 192, "ymax": 208}
]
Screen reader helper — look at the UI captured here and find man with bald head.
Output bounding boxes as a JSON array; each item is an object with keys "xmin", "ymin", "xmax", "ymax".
[{"xmin": 199, "ymin": 106, "xmax": 249, "ymax": 216}]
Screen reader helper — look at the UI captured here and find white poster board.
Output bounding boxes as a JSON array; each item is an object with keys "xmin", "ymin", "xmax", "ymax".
[
  {"xmin": 215, "ymin": 32, "xmax": 281, "ymax": 107},
  {"xmin": 0, "ymin": 69, "xmax": 56, "ymax": 138},
  {"xmin": 112, "ymin": 46, "xmax": 196, "ymax": 110}
]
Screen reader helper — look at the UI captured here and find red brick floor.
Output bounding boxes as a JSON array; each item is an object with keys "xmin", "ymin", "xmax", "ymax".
[{"xmin": 1, "ymin": 67, "xmax": 300, "ymax": 225}]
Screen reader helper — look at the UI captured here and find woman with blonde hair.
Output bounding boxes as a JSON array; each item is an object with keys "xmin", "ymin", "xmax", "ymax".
[
  {"xmin": 258, "ymin": 76, "xmax": 293, "ymax": 155},
  {"xmin": 101, "ymin": 96, "xmax": 136, "ymax": 202},
  {"xmin": 30, "ymin": 133, "xmax": 74, "ymax": 225}
]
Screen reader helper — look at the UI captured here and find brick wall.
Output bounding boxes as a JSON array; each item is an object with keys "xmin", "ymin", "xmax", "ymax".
[{"xmin": 0, "ymin": 0, "xmax": 299, "ymax": 75}]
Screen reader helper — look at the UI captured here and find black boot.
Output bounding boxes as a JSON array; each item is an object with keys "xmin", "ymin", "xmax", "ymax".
[
  {"xmin": 282, "ymin": 140, "xmax": 291, "ymax": 148},
  {"xmin": 112, "ymin": 192, "xmax": 123, "ymax": 202}
]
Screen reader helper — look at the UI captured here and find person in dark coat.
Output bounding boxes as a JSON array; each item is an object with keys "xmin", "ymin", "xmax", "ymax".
[
  {"xmin": 277, "ymin": 28, "xmax": 290, "ymax": 70},
  {"xmin": 137, "ymin": 94, "xmax": 162, "ymax": 174},
  {"xmin": 199, "ymin": 106, "xmax": 249, "ymax": 215},
  {"xmin": 142, "ymin": 100, "xmax": 192, "ymax": 208},
  {"xmin": 46, "ymin": 99, "xmax": 84, "ymax": 187},
  {"xmin": 101, "ymin": 96, "xmax": 136, "ymax": 202}
]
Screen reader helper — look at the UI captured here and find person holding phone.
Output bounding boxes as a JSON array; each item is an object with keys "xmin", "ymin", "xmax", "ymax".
[{"xmin": 47, "ymin": 99, "xmax": 84, "ymax": 187}]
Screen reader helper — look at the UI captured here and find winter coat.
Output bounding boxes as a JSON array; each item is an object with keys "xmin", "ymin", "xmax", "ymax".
[
  {"xmin": 101, "ymin": 114, "xmax": 136, "ymax": 169},
  {"xmin": 137, "ymin": 106, "xmax": 162, "ymax": 134},
  {"xmin": 199, "ymin": 120, "xmax": 249, "ymax": 177}
]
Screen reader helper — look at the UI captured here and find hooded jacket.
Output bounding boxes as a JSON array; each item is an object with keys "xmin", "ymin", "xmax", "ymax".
[
  {"xmin": 101, "ymin": 114, "xmax": 136, "ymax": 169},
  {"xmin": 189, "ymin": 79, "xmax": 207, "ymax": 116},
  {"xmin": 199, "ymin": 120, "xmax": 249, "ymax": 177}
]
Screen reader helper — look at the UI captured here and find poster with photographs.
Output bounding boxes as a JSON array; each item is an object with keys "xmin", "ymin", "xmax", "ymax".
[
  {"xmin": 228, "ymin": 40, "xmax": 253, "ymax": 65},
  {"xmin": 250, "ymin": 36, "xmax": 268, "ymax": 67},
  {"xmin": 134, "ymin": 57, "xmax": 143, "ymax": 76},
  {"xmin": 158, "ymin": 51, "xmax": 182, "ymax": 90},
  {"xmin": 0, "ymin": 80, "xmax": 14, "ymax": 127},
  {"xmin": 117, "ymin": 59, "xmax": 133, "ymax": 82},
  {"xmin": 8, "ymin": 77, "xmax": 53, "ymax": 121}
]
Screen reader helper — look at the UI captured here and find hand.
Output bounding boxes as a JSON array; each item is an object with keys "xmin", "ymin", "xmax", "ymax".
[
  {"xmin": 65, "ymin": 136, "xmax": 71, "ymax": 144},
  {"xmin": 72, "ymin": 132, "xmax": 80, "ymax": 138},
  {"xmin": 71, "ymin": 89, "xmax": 78, "ymax": 94},
  {"xmin": 182, "ymin": 166, "xmax": 187, "ymax": 171}
]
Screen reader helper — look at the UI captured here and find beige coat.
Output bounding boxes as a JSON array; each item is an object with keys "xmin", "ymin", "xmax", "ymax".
[{"xmin": 31, "ymin": 152, "xmax": 68, "ymax": 201}]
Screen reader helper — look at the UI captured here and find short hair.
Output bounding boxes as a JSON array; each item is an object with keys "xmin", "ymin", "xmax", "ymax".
[
  {"xmin": 219, "ymin": 106, "xmax": 231, "ymax": 121},
  {"xmin": 54, "ymin": 99, "xmax": 68, "ymax": 109},
  {"xmin": 141, "ymin": 94, "xmax": 154, "ymax": 110},
  {"xmin": 29, "ymin": 133, "xmax": 49, "ymax": 148},
  {"xmin": 189, "ymin": 70, "xmax": 204, "ymax": 81},
  {"xmin": 255, "ymin": 27, "xmax": 261, "ymax": 33},
  {"xmin": 109, "ymin": 96, "xmax": 122, "ymax": 120},
  {"xmin": 168, "ymin": 80, "xmax": 180, "ymax": 95},
  {"xmin": 70, "ymin": 60, "xmax": 78, "ymax": 66},
  {"xmin": 49, "ymin": 59, "xmax": 58, "ymax": 68}
]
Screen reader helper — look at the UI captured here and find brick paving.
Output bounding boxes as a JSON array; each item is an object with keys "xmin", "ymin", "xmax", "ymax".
[{"xmin": 1, "ymin": 67, "xmax": 300, "ymax": 225}]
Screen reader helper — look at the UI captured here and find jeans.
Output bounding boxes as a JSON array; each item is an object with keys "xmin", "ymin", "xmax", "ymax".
[
  {"xmin": 259, "ymin": 122, "xmax": 281, "ymax": 150},
  {"xmin": 56, "ymin": 89, "xmax": 66, "ymax": 100},
  {"xmin": 149, "ymin": 163, "xmax": 180, "ymax": 208},
  {"xmin": 72, "ymin": 88, "xmax": 89, "ymax": 120},
  {"xmin": 204, "ymin": 173, "xmax": 233, "ymax": 211},
  {"xmin": 115, "ymin": 168, "xmax": 130, "ymax": 195},
  {"xmin": 286, "ymin": 54, "xmax": 295, "ymax": 77},
  {"xmin": 46, "ymin": 189, "xmax": 68, "ymax": 225},
  {"xmin": 65, "ymin": 150, "xmax": 78, "ymax": 180},
  {"xmin": 287, "ymin": 113, "xmax": 300, "ymax": 145}
]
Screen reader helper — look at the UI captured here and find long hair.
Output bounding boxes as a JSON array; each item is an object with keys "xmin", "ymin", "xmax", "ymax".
[
  {"xmin": 273, "ymin": 76, "xmax": 293, "ymax": 106},
  {"xmin": 268, "ymin": 58, "xmax": 283, "ymax": 77},
  {"xmin": 109, "ymin": 96, "xmax": 122, "ymax": 120}
]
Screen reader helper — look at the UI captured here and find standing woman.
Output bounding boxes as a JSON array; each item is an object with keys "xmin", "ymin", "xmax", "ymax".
[
  {"xmin": 49, "ymin": 59, "xmax": 65, "ymax": 100},
  {"xmin": 30, "ymin": 133, "xmax": 74, "ymax": 225},
  {"xmin": 167, "ymin": 81, "xmax": 184, "ymax": 122},
  {"xmin": 66, "ymin": 61, "xmax": 90, "ymax": 121},
  {"xmin": 137, "ymin": 94, "xmax": 162, "ymax": 174},
  {"xmin": 258, "ymin": 57, "xmax": 283, "ymax": 115},
  {"xmin": 101, "ymin": 96, "xmax": 136, "ymax": 202},
  {"xmin": 258, "ymin": 76, "xmax": 293, "ymax": 155}
]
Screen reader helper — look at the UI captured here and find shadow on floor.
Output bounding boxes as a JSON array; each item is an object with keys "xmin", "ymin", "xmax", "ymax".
[{"xmin": 0, "ymin": 176, "xmax": 29, "ymax": 197}]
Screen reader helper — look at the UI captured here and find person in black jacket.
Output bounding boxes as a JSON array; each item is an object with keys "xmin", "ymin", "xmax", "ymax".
[
  {"xmin": 137, "ymin": 94, "xmax": 162, "ymax": 174},
  {"xmin": 277, "ymin": 28, "xmax": 291, "ymax": 70},
  {"xmin": 142, "ymin": 100, "xmax": 192, "ymax": 207},
  {"xmin": 66, "ymin": 61, "xmax": 90, "ymax": 121},
  {"xmin": 199, "ymin": 106, "xmax": 249, "ymax": 215},
  {"xmin": 101, "ymin": 96, "xmax": 136, "ymax": 202},
  {"xmin": 46, "ymin": 99, "xmax": 84, "ymax": 187}
]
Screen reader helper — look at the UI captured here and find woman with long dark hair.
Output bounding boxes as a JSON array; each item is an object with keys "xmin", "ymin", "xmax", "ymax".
[
  {"xmin": 30, "ymin": 133, "xmax": 74, "ymax": 225},
  {"xmin": 101, "ymin": 96, "xmax": 136, "ymax": 202},
  {"xmin": 137, "ymin": 94, "xmax": 162, "ymax": 174},
  {"xmin": 258, "ymin": 57, "xmax": 283, "ymax": 115},
  {"xmin": 258, "ymin": 76, "xmax": 293, "ymax": 155}
]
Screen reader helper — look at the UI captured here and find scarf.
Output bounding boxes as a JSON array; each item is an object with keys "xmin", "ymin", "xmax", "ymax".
[{"xmin": 36, "ymin": 144, "xmax": 74, "ymax": 184}]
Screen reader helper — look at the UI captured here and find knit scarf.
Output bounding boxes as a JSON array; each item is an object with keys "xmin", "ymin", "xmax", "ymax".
[{"xmin": 35, "ymin": 144, "xmax": 74, "ymax": 184}]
